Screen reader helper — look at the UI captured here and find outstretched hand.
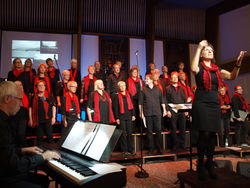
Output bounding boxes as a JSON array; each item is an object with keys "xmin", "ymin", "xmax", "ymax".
[{"xmin": 237, "ymin": 51, "xmax": 247, "ymax": 62}]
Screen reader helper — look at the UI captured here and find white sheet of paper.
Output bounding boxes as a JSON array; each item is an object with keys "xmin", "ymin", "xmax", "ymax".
[
  {"xmin": 90, "ymin": 163, "xmax": 123, "ymax": 174},
  {"xmin": 62, "ymin": 121, "xmax": 96, "ymax": 153},
  {"xmin": 85, "ymin": 124, "xmax": 116, "ymax": 161}
]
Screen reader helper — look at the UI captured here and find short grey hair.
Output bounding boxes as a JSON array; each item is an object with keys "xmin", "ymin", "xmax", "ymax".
[{"xmin": 0, "ymin": 81, "xmax": 18, "ymax": 105}]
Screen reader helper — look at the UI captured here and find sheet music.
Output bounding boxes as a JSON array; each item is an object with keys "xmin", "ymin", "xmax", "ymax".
[
  {"xmin": 84, "ymin": 123, "xmax": 116, "ymax": 161},
  {"xmin": 62, "ymin": 121, "xmax": 96, "ymax": 153},
  {"xmin": 168, "ymin": 103, "xmax": 192, "ymax": 113},
  {"xmin": 90, "ymin": 163, "xmax": 122, "ymax": 174}
]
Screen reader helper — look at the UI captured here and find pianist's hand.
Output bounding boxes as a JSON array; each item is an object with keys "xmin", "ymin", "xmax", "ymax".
[
  {"xmin": 42, "ymin": 150, "xmax": 61, "ymax": 161},
  {"xmin": 21, "ymin": 146, "xmax": 44, "ymax": 155}
]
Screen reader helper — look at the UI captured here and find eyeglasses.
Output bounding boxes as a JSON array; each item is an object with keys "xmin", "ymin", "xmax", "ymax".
[
  {"xmin": 11, "ymin": 96, "xmax": 23, "ymax": 102},
  {"xmin": 69, "ymin": 86, "xmax": 77, "ymax": 88}
]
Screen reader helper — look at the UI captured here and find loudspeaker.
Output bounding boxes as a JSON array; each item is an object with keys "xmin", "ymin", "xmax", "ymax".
[
  {"xmin": 214, "ymin": 160, "xmax": 233, "ymax": 171},
  {"xmin": 237, "ymin": 162, "xmax": 250, "ymax": 178}
]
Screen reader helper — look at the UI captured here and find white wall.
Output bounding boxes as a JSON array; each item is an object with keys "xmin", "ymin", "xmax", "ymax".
[
  {"xmin": 129, "ymin": 38, "xmax": 146, "ymax": 78},
  {"xmin": 0, "ymin": 31, "xmax": 72, "ymax": 78},
  {"xmin": 80, "ymin": 35, "xmax": 99, "ymax": 77},
  {"xmin": 218, "ymin": 4, "xmax": 250, "ymax": 64}
]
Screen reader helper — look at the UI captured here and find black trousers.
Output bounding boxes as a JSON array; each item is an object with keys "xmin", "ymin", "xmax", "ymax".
[
  {"xmin": 118, "ymin": 119, "xmax": 134, "ymax": 153},
  {"xmin": 218, "ymin": 116, "xmax": 230, "ymax": 146},
  {"xmin": 170, "ymin": 112, "xmax": 186, "ymax": 149},
  {"xmin": 234, "ymin": 118, "xmax": 249, "ymax": 145},
  {"xmin": 36, "ymin": 121, "xmax": 53, "ymax": 146},
  {"xmin": 146, "ymin": 115, "xmax": 162, "ymax": 151},
  {"xmin": 0, "ymin": 172, "xmax": 50, "ymax": 188}
]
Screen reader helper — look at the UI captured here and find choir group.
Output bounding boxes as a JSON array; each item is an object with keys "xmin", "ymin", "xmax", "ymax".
[{"xmin": 5, "ymin": 55, "xmax": 249, "ymax": 156}]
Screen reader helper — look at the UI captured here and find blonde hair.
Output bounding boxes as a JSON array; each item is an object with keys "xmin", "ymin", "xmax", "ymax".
[
  {"xmin": 117, "ymin": 81, "xmax": 126, "ymax": 88},
  {"xmin": 0, "ymin": 81, "xmax": 18, "ymax": 105},
  {"xmin": 67, "ymin": 81, "xmax": 77, "ymax": 88},
  {"xmin": 62, "ymin": 70, "xmax": 70, "ymax": 76},
  {"xmin": 94, "ymin": 80, "xmax": 103, "ymax": 91}
]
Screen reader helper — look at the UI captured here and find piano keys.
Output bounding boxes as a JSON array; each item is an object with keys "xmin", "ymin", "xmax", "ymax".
[{"xmin": 43, "ymin": 121, "xmax": 126, "ymax": 187}]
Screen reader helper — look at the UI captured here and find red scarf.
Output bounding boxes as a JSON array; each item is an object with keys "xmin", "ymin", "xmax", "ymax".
[
  {"xmin": 28, "ymin": 69, "xmax": 34, "ymax": 85},
  {"xmin": 63, "ymin": 82, "xmax": 68, "ymax": 95},
  {"xmin": 154, "ymin": 81, "xmax": 164, "ymax": 94},
  {"xmin": 128, "ymin": 77, "xmax": 141, "ymax": 96},
  {"xmin": 178, "ymin": 81, "xmax": 193, "ymax": 100},
  {"xmin": 200, "ymin": 62, "xmax": 223, "ymax": 91},
  {"xmin": 93, "ymin": 91, "xmax": 115, "ymax": 123},
  {"xmin": 31, "ymin": 91, "xmax": 49, "ymax": 127},
  {"xmin": 22, "ymin": 92, "xmax": 29, "ymax": 110},
  {"xmin": 83, "ymin": 75, "xmax": 97, "ymax": 100},
  {"xmin": 65, "ymin": 92, "xmax": 80, "ymax": 114},
  {"xmin": 34, "ymin": 76, "xmax": 51, "ymax": 93},
  {"xmin": 162, "ymin": 74, "xmax": 170, "ymax": 83},
  {"xmin": 13, "ymin": 69, "xmax": 24, "ymax": 77},
  {"xmin": 233, "ymin": 92, "xmax": 249, "ymax": 110},
  {"xmin": 118, "ymin": 91, "xmax": 134, "ymax": 114},
  {"xmin": 47, "ymin": 67, "xmax": 56, "ymax": 78},
  {"xmin": 70, "ymin": 68, "xmax": 77, "ymax": 81},
  {"xmin": 218, "ymin": 94, "xmax": 231, "ymax": 114}
]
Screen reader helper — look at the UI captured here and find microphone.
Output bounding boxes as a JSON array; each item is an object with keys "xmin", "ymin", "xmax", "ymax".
[{"xmin": 135, "ymin": 50, "xmax": 139, "ymax": 55}]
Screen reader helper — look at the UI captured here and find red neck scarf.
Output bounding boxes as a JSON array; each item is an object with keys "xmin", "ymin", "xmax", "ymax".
[
  {"xmin": 47, "ymin": 66, "xmax": 56, "ymax": 79},
  {"xmin": 128, "ymin": 77, "xmax": 141, "ymax": 96},
  {"xmin": 13, "ymin": 69, "xmax": 24, "ymax": 77},
  {"xmin": 83, "ymin": 75, "xmax": 97, "ymax": 100},
  {"xmin": 31, "ymin": 91, "xmax": 49, "ymax": 127},
  {"xmin": 118, "ymin": 91, "xmax": 134, "ymax": 114},
  {"xmin": 200, "ymin": 62, "xmax": 223, "ymax": 91},
  {"xmin": 65, "ymin": 92, "xmax": 80, "ymax": 114},
  {"xmin": 29, "ymin": 69, "xmax": 34, "ymax": 85},
  {"xmin": 70, "ymin": 68, "xmax": 77, "ymax": 81},
  {"xmin": 218, "ymin": 93, "xmax": 231, "ymax": 113},
  {"xmin": 234, "ymin": 92, "xmax": 249, "ymax": 110},
  {"xmin": 154, "ymin": 81, "xmax": 164, "ymax": 94},
  {"xmin": 63, "ymin": 81, "xmax": 68, "ymax": 95},
  {"xmin": 22, "ymin": 92, "xmax": 29, "ymax": 110},
  {"xmin": 93, "ymin": 91, "xmax": 115, "ymax": 123},
  {"xmin": 34, "ymin": 76, "xmax": 51, "ymax": 93}
]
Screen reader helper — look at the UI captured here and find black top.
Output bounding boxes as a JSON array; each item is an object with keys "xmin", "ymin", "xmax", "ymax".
[
  {"xmin": 106, "ymin": 73, "xmax": 126, "ymax": 95},
  {"xmin": 87, "ymin": 92, "xmax": 109, "ymax": 124},
  {"xmin": 166, "ymin": 85, "xmax": 186, "ymax": 105},
  {"xmin": 231, "ymin": 94, "xmax": 247, "ymax": 118},
  {"xmin": 68, "ymin": 68, "xmax": 82, "ymax": 97},
  {"xmin": 113, "ymin": 94, "xmax": 135, "ymax": 120},
  {"xmin": 139, "ymin": 85, "xmax": 164, "ymax": 116},
  {"xmin": 192, "ymin": 64, "xmax": 220, "ymax": 132},
  {"xmin": 30, "ymin": 95, "xmax": 55, "ymax": 123},
  {"xmin": 81, "ymin": 78, "xmax": 95, "ymax": 100},
  {"xmin": 20, "ymin": 69, "xmax": 36, "ymax": 95},
  {"xmin": 7, "ymin": 70, "xmax": 23, "ymax": 82},
  {"xmin": 48, "ymin": 68, "xmax": 60, "ymax": 97},
  {"xmin": 0, "ymin": 110, "xmax": 44, "ymax": 179},
  {"xmin": 61, "ymin": 96, "xmax": 78, "ymax": 116},
  {"xmin": 94, "ymin": 70, "xmax": 106, "ymax": 85},
  {"xmin": 56, "ymin": 81, "xmax": 68, "ymax": 97}
]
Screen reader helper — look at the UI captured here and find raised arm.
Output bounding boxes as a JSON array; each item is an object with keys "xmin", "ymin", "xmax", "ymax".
[
  {"xmin": 220, "ymin": 51, "xmax": 247, "ymax": 80},
  {"xmin": 191, "ymin": 40, "xmax": 209, "ymax": 74}
]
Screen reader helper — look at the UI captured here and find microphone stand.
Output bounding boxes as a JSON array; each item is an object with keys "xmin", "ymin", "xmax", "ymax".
[
  {"xmin": 134, "ymin": 50, "xmax": 149, "ymax": 178},
  {"xmin": 53, "ymin": 55, "xmax": 63, "ymax": 81}
]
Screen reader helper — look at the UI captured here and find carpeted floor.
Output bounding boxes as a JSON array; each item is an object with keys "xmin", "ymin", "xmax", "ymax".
[
  {"xmin": 48, "ymin": 153, "xmax": 250, "ymax": 188},
  {"xmin": 123, "ymin": 154, "xmax": 250, "ymax": 188}
]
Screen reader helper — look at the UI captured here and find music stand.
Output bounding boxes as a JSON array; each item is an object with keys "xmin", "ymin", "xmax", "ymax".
[{"xmin": 169, "ymin": 103, "xmax": 193, "ymax": 171}]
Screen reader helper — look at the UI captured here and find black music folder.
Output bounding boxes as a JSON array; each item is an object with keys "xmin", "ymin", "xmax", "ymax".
[{"xmin": 61, "ymin": 120, "xmax": 121, "ymax": 162}]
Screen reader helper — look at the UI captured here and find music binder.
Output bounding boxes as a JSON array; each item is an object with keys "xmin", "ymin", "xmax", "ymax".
[{"xmin": 61, "ymin": 120, "xmax": 122, "ymax": 162}]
